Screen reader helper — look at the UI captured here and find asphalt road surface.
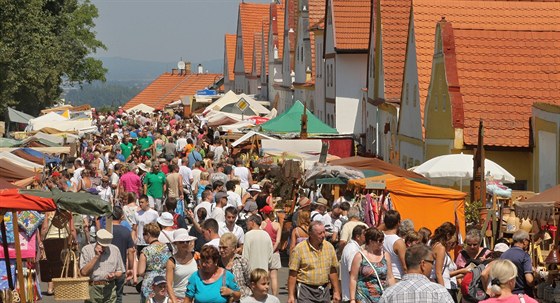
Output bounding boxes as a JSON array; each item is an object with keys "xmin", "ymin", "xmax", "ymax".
[{"xmin": 39, "ymin": 267, "xmax": 290, "ymax": 302}]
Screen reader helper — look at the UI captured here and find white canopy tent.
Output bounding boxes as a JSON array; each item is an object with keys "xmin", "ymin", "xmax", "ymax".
[
  {"xmin": 0, "ymin": 152, "xmax": 44, "ymax": 171},
  {"xmin": 126, "ymin": 103, "xmax": 155, "ymax": 113},
  {"xmin": 204, "ymin": 91, "xmax": 270, "ymax": 116}
]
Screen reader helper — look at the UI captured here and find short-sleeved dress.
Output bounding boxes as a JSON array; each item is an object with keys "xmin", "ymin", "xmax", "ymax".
[
  {"xmin": 356, "ymin": 253, "xmax": 388, "ymax": 303},
  {"xmin": 141, "ymin": 243, "xmax": 172, "ymax": 298}
]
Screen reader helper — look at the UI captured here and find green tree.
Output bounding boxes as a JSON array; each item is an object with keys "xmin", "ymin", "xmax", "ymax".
[{"xmin": 0, "ymin": 0, "xmax": 106, "ymax": 116}]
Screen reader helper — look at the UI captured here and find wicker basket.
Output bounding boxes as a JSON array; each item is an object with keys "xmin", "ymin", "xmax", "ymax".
[
  {"xmin": 52, "ymin": 250, "xmax": 90, "ymax": 301},
  {"xmin": 52, "ymin": 277, "xmax": 90, "ymax": 301}
]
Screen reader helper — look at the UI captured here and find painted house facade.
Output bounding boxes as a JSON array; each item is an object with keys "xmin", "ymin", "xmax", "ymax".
[
  {"xmin": 323, "ymin": 0, "xmax": 371, "ymax": 135},
  {"xmin": 421, "ymin": 1, "xmax": 560, "ymax": 191},
  {"xmin": 366, "ymin": 0, "xmax": 410, "ymax": 161}
]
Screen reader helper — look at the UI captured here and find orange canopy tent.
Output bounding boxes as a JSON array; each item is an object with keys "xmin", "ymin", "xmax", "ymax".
[{"xmin": 350, "ymin": 176, "xmax": 467, "ymax": 239}]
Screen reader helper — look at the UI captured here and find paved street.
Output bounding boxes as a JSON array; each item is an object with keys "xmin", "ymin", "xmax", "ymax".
[{"xmin": 39, "ymin": 267, "xmax": 290, "ymax": 302}]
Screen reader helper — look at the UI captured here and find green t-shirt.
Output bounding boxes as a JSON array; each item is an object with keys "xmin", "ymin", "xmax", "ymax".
[
  {"xmin": 143, "ymin": 172, "xmax": 166, "ymax": 198},
  {"xmin": 138, "ymin": 136, "xmax": 154, "ymax": 156},
  {"xmin": 120, "ymin": 142, "xmax": 133, "ymax": 159}
]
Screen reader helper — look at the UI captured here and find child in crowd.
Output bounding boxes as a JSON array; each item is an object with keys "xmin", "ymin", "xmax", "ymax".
[
  {"xmin": 149, "ymin": 276, "xmax": 170, "ymax": 303},
  {"xmin": 240, "ymin": 268, "xmax": 280, "ymax": 303}
]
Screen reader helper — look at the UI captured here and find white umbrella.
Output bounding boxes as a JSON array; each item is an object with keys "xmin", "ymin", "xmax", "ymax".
[{"xmin": 413, "ymin": 153, "xmax": 515, "ymax": 189}]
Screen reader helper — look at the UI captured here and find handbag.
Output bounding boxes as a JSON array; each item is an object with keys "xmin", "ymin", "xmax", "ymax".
[
  {"xmin": 358, "ymin": 250, "xmax": 384, "ymax": 293},
  {"xmin": 221, "ymin": 269, "xmax": 235, "ymax": 303}
]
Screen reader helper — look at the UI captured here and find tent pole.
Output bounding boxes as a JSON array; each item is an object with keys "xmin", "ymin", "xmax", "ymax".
[
  {"xmin": 0, "ymin": 213, "xmax": 14, "ymax": 290},
  {"xmin": 11, "ymin": 212, "xmax": 26, "ymax": 303}
]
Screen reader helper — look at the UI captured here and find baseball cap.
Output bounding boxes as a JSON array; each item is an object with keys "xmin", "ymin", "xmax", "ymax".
[
  {"xmin": 260, "ymin": 205, "xmax": 274, "ymax": 214},
  {"xmin": 51, "ymin": 171, "xmax": 61, "ymax": 178},
  {"xmin": 494, "ymin": 243, "xmax": 509, "ymax": 253},
  {"xmin": 215, "ymin": 191, "xmax": 228, "ymax": 201},
  {"xmin": 152, "ymin": 276, "xmax": 167, "ymax": 286}
]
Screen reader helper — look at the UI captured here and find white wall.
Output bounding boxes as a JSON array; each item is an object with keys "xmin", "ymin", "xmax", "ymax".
[
  {"xmin": 538, "ymin": 131, "xmax": 557, "ymax": 192},
  {"xmin": 399, "ymin": 140, "xmax": 423, "ymax": 169},
  {"xmin": 334, "ymin": 54, "xmax": 367, "ymax": 134}
]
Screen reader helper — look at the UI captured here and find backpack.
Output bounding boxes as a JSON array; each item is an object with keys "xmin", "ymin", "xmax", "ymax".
[{"xmin": 460, "ymin": 263, "xmax": 489, "ymax": 302}]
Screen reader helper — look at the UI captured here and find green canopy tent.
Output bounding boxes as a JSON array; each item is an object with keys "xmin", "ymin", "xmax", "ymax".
[{"xmin": 260, "ymin": 100, "xmax": 338, "ymax": 134}]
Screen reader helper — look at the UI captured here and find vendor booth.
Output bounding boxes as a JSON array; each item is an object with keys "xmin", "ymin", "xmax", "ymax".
[{"xmin": 349, "ymin": 176, "xmax": 467, "ymax": 239}]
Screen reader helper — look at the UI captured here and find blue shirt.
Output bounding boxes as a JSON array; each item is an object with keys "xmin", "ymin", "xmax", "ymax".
[
  {"xmin": 500, "ymin": 246, "xmax": 533, "ymax": 296},
  {"xmin": 186, "ymin": 270, "xmax": 239, "ymax": 303},
  {"xmin": 187, "ymin": 150, "xmax": 202, "ymax": 169}
]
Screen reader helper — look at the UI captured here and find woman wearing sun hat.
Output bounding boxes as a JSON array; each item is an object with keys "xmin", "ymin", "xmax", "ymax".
[{"xmin": 166, "ymin": 229, "xmax": 197, "ymax": 303}]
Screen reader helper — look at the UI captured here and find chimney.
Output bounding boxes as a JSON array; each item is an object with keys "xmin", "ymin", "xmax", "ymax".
[
  {"xmin": 185, "ymin": 62, "xmax": 192, "ymax": 74},
  {"xmin": 171, "ymin": 68, "xmax": 178, "ymax": 75},
  {"xmin": 198, "ymin": 64, "xmax": 203, "ymax": 74}
]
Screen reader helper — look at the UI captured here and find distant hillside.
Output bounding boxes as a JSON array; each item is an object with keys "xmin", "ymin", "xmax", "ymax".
[
  {"xmin": 62, "ymin": 57, "xmax": 223, "ymax": 108},
  {"xmin": 99, "ymin": 57, "xmax": 223, "ymax": 81}
]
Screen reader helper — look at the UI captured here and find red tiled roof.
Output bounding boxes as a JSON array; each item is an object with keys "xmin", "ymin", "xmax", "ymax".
[
  {"xmin": 225, "ymin": 34, "xmax": 236, "ymax": 81},
  {"xmin": 450, "ymin": 27, "xmax": 560, "ymax": 147},
  {"xmin": 378, "ymin": 0, "xmax": 410, "ymax": 103},
  {"xmin": 276, "ymin": 4, "xmax": 286, "ymax": 61},
  {"xmin": 332, "ymin": 0, "xmax": 371, "ymax": 51},
  {"xmin": 309, "ymin": 0, "xmax": 326, "ymax": 30},
  {"xmin": 412, "ymin": 0, "xmax": 560, "ymax": 139},
  {"xmin": 123, "ymin": 73, "xmax": 222, "ymax": 110},
  {"xmin": 239, "ymin": 3, "xmax": 270, "ymax": 74},
  {"xmin": 253, "ymin": 31, "xmax": 263, "ymax": 76}
]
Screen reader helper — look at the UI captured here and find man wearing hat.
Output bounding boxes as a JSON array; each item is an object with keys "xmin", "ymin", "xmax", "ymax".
[
  {"xmin": 310, "ymin": 197, "xmax": 328, "ymax": 222},
  {"xmin": 80, "ymin": 229, "xmax": 125, "ymax": 303}
]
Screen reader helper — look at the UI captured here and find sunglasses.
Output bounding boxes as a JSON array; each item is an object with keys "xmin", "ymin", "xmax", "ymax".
[
  {"xmin": 174, "ymin": 241, "xmax": 189, "ymax": 244},
  {"xmin": 423, "ymin": 259, "xmax": 435, "ymax": 265}
]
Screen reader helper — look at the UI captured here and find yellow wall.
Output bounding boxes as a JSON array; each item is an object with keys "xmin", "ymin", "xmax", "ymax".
[
  {"xmin": 485, "ymin": 150, "xmax": 533, "ymax": 191},
  {"xmin": 425, "ymin": 144, "xmax": 451, "ymax": 161}
]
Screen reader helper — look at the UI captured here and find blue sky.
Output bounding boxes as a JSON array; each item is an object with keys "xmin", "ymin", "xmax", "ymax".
[{"xmin": 91, "ymin": 0, "xmax": 269, "ymax": 63}]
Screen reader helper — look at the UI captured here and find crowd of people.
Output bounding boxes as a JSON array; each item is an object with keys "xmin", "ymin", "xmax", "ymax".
[{"xmin": 35, "ymin": 109, "xmax": 540, "ymax": 303}]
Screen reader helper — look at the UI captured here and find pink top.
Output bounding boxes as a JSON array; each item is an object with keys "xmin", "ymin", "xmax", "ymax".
[
  {"xmin": 120, "ymin": 171, "xmax": 142, "ymax": 197},
  {"xmin": 481, "ymin": 294, "xmax": 537, "ymax": 303},
  {"xmin": 263, "ymin": 219, "xmax": 278, "ymax": 249}
]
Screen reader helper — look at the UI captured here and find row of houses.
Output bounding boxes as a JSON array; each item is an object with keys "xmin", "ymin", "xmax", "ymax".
[{"xmin": 223, "ymin": 0, "xmax": 560, "ymax": 192}]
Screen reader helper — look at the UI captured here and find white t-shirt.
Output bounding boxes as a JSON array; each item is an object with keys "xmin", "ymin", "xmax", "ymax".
[
  {"xmin": 227, "ymin": 191, "xmax": 242, "ymax": 209},
  {"xmin": 134, "ymin": 208, "xmax": 159, "ymax": 244},
  {"xmin": 178, "ymin": 165, "xmax": 193, "ymax": 187},
  {"xmin": 243, "ymin": 230, "xmax": 273, "ymax": 272},
  {"xmin": 96, "ymin": 186, "xmax": 113, "ymax": 203},
  {"xmin": 73, "ymin": 167, "xmax": 85, "ymax": 182},
  {"xmin": 193, "ymin": 201, "xmax": 212, "ymax": 223},
  {"xmin": 233, "ymin": 166, "xmax": 250, "ymax": 189},
  {"xmin": 204, "ymin": 238, "xmax": 220, "ymax": 249},
  {"xmin": 310, "ymin": 211, "xmax": 323, "ymax": 222},
  {"xmin": 158, "ymin": 229, "xmax": 174, "ymax": 244},
  {"xmin": 219, "ymin": 223, "xmax": 245, "ymax": 244},
  {"xmin": 240, "ymin": 295, "xmax": 280, "ymax": 303},
  {"xmin": 341, "ymin": 240, "xmax": 361, "ymax": 301},
  {"xmin": 210, "ymin": 207, "xmax": 226, "ymax": 224}
]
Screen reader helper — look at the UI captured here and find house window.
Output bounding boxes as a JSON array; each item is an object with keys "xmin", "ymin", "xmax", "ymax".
[
  {"xmin": 434, "ymin": 95, "xmax": 438, "ymax": 111},
  {"xmin": 442, "ymin": 92, "xmax": 447, "ymax": 112},
  {"xmin": 369, "ymin": 52, "xmax": 374, "ymax": 78}
]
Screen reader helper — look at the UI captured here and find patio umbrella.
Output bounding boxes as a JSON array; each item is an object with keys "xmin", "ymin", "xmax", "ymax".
[{"xmin": 413, "ymin": 153, "xmax": 515, "ymax": 189}]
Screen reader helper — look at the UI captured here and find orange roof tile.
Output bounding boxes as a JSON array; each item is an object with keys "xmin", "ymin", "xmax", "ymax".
[
  {"xmin": 309, "ymin": 0, "xmax": 326, "ymax": 30},
  {"xmin": 412, "ymin": 0, "xmax": 560, "ymax": 139},
  {"xmin": 239, "ymin": 3, "xmax": 270, "ymax": 74},
  {"xmin": 225, "ymin": 34, "xmax": 236, "ymax": 82},
  {"xmin": 261, "ymin": 20, "xmax": 270, "ymax": 78},
  {"xmin": 451, "ymin": 28, "xmax": 560, "ymax": 147},
  {"xmin": 275, "ymin": 3, "xmax": 286, "ymax": 61},
  {"xmin": 332, "ymin": 0, "xmax": 371, "ymax": 51},
  {"xmin": 123, "ymin": 73, "xmax": 222, "ymax": 110},
  {"xmin": 253, "ymin": 31, "xmax": 263, "ymax": 76},
  {"xmin": 378, "ymin": 0, "xmax": 410, "ymax": 103}
]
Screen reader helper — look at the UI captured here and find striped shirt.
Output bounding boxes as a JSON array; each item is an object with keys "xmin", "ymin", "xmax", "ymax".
[
  {"xmin": 379, "ymin": 273, "xmax": 454, "ymax": 303},
  {"xmin": 289, "ymin": 240, "xmax": 338, "ymax": 286}
]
